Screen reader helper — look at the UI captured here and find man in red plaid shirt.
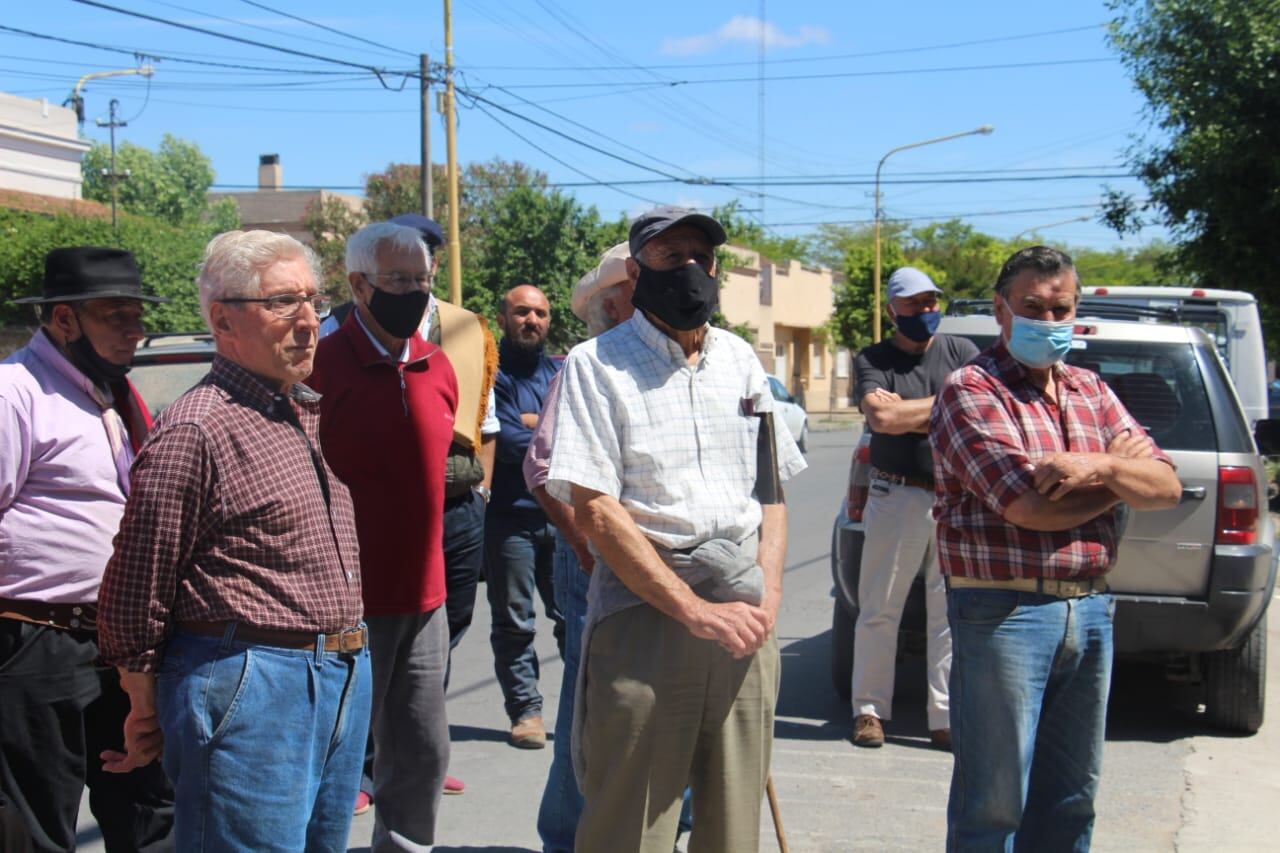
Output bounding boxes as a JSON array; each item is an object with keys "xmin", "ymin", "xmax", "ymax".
[{"xmin": 930, "ymin": 245, "xmax": 1181, "ymax": 851}]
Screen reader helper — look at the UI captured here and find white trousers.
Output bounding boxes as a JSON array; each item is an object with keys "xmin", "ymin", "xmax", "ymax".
[{"xmin": 850, "ymin": 476, "xmax": 951, "ymax": 730}]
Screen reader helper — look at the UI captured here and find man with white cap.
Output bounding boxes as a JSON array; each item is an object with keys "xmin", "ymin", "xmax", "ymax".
[
  {"xmin": 849, "ymin": 266, "xmax": 978, "ymax": 749},
  {"xmin": 523, "ymin": 241, "xmax": 632, "ymax": 852}
]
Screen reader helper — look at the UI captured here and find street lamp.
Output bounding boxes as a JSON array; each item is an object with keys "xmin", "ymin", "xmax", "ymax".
[
  {"xmin": 1013, "ymin": 215, "xmax": 1091, "ymax": 241},
  {"xmin": 872, "ymin": 125, "xmax": 994, "ymax": 342}
]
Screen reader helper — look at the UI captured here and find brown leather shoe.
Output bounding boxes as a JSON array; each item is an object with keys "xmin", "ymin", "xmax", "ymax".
[
  {"xmin": 853, "ymin": 714, "xmax": 884, "ymax": 748},
  {"xmin": 929, "ymin": 728, "xmax": 952, "ymax": 751},
  {"xmin": 510, "ymin": 715, "xmax": 547, "ymax": 749}
]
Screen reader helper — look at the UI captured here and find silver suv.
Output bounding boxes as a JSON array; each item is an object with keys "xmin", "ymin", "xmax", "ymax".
[{"xmin": 831, "ymin": 314, "xmax": 1277, "ymax": 732}]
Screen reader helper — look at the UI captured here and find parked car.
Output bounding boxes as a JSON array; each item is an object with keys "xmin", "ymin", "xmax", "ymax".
[
  {"xmin": 767, "ymin": 374, "xmax": 808, "ymax": 452},
  {"xmin": 831, "ymin": 315, "xmax": 1279, "ymax": 732},
  {"xmin": 129, "ymin": 333, "xmax": 216, "ymax": 417}
]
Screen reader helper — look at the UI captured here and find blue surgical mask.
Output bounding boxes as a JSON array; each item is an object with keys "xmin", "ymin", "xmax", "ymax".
[
  {"xmin": 1007, "ymin": 314, "xmax": 1074, "ymax": 368},
  {"xmin": 893, "ymin": 309, "xmax": 941, "ymax": 343}
]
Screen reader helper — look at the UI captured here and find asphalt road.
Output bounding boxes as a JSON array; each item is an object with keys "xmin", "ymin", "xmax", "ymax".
[{"xmin": 78, "ymin": 425, "xmax": 1280, "ymax": 851}]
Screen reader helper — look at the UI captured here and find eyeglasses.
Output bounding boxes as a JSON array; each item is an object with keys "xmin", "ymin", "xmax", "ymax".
[
  {"xmin": 220, "ymin": 294, "xmax": 333, "ymax": 319},
  {"xmin": 361, "ymin": 271, "xmax": 433, "ymax": 294}
]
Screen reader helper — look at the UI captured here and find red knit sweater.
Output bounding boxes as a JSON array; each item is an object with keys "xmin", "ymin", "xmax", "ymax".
[{"xmin": 310, "ymin": 314, "xmax": 458, "ymax": 616}]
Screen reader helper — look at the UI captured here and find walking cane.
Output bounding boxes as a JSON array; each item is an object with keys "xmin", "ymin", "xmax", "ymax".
[
  {"xmin": 766, "ymin": 775, "xmax": 790, "ymax": 853},
  {"xmin": 753, "ymin": 410, "xmax": 790, "ymax": 852}
]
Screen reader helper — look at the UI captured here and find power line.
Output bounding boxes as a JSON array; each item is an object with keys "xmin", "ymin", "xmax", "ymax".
[
  {"xmin": 68, "ymin": 0, "xmax": 408, "ymax": 85},
  {"xmin": 766, "ymin": 203, "xmax": 1110, "ymax": 228},
  {"xmin": 464, "ymin": 23, "xmax": 1106, "ymax": 71},
  {"xmin": 469, "ymin": 99, "xmax": 664, "ymax": 207},
  {"xmin": 234, "ymin": 0, "xmax": 418, "ymax": 58},
  {"xmin": 480, "ymin": 57, "xmax": 1117, "ymax": 90},
  {"xmin": 0, "ymin": 23, "xmax": 365, "ymax": 75},
  {"xmin": 140, "ymin": 0, "xmax": 413, "ymax": 62}
]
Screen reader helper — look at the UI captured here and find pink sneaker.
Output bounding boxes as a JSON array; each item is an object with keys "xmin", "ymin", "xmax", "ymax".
[
  {"xmin": 353, "ymin": 790, "xmax": 372, "ymax": 815},
  {"xmin": 443, "ymin": 775, "xmax": 466, "ymax": 795}
]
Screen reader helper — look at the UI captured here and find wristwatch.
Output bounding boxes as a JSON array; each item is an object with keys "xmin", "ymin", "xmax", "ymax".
[{"xmin": 473, "ymin": 485, "xmax": 492, "ymax": 504}]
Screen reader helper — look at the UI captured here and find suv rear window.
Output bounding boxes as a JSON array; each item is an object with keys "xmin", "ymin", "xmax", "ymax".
[
  {"xmin": 954, "ymin": 335, "xmax": 1215, "ymax": 452},
  {"xmin": 1068, "ymin": 341, "xmax": 1214, "ymax": 452}
]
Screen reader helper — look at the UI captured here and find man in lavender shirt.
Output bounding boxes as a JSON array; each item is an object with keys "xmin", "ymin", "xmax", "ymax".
[{"xmin": 0, "ymin": 248, "xmax": 174, "ymax": 853}]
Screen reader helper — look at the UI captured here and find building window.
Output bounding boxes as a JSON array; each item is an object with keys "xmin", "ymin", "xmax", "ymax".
[
  {"xmin": 811, "ymin": 342, "xmax": 824, "ymax": 378},
  {"xmin": 835, "ymin": 347, "xmax": 851, "ymax": 379},
  {"xmin": 759, "ymin": 263, "xmax": 773, "ymax": 306}
]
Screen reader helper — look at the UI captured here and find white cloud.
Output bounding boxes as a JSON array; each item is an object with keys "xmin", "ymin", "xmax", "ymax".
[{"xmin": 661, "ymin": 16, "xmax": 829, "ymax": 57}]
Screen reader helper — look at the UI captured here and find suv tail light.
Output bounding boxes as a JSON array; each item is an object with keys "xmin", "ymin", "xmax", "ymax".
[
  {"xmin": 846, "ymin": 443, "xmax": 871, "ymax": 521},
  {"xmin": 1216, "ymin": 466, "xmax": 1258, "ymax": 545}
]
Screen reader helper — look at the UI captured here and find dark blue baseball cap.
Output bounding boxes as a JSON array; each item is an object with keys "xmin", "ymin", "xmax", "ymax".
[
  {"xmin": 389, "ymin": 213, "xmax": 446, "ymax": 249},
  {"xmin": 628, "ymin": 206, "xmax": 727, "ymax": 258}
]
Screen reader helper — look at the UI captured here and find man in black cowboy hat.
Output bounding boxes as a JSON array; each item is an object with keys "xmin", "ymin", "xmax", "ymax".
[{"xmin": 0, "ymin": 247, "xmax": 174, "ymax": 852}]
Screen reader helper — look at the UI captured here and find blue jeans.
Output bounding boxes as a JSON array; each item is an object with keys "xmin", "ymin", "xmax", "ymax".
[
  {"xmin": 536, "ymin": 533, "xmax": 590, "ymax": 852},
  {"xmin": 485, "ymin": 508, "xmax": 564, "ymax": 722},
  {"xmin": 156, "ymin": 627, "xmax": 372, "ymax": 852},
  {"xmin": 946, "ymin": 589, "xmax": 1114, "ymax": 853}
]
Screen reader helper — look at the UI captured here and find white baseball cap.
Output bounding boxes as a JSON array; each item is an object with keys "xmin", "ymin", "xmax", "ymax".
[{"xmin": 886, "ymin": 267, "xmax": 941, "ymax": 301}]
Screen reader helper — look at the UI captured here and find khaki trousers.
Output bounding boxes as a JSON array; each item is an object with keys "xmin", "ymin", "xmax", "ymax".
[{"xmin": 575, "ymin": 603, "xmax": 780, "ymax": 853}]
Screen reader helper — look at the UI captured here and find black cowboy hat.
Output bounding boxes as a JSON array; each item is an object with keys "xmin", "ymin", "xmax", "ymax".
[{"xmin": 13, "ymin": 246, "xmax": 169, "ymax": 305}]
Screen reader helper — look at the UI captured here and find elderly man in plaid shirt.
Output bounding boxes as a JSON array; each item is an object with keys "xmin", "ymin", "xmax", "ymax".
[
  {"xmin": 545, "ymin": 207, "xmax": 805, "ymax": 852},
  {"xmin": 97, "ymin": 231, "xmax": 371, "ymax": 851},
  {"xmin": 930, "ymin": 245, "xmax": 1181, "ymax": 851}
]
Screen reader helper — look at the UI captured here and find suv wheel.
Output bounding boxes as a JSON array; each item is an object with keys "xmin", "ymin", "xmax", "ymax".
[
  {"xmin": 797, "ymin": 423, "xmax": 808, "ymax": 454},
  {"xmin": 831, "ymin": 600, "xmax": 855, "ymax": 702},
  {"xmin": 1203, "ymin": 610, "xmax": 1267, "ymax": 734}
]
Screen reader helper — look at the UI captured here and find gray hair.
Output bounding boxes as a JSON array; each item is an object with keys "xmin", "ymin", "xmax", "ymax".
[
  {"xmin": 994, "ymin": 245, "xmax": 1079, "ymax": 299},
  {"xmin": 584, "ymin": 283, "xmax": 626, "ymax": 337},
  {"xmin": 197, "ymin": 230, "xmax": 319, "ymax": 329},
  {"xmin": 344, "ymin": 222, "xmax": 429, "ymax": 282}
]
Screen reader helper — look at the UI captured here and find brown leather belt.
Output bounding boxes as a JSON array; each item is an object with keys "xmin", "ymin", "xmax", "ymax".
[
  {"xmin": 947, "ymin": 576, "xmax": 1108, "ymax": 599},
  {"xmin": 0, "ymin": 597, "xmax": 97, "ymax": 632},
  {"xmin": 178, "ymin": 620, "xmax": 367, "ymax": 653},
  {"xmin": 871, "ymin": 468, "xmax": 934, "ymax": 491}
]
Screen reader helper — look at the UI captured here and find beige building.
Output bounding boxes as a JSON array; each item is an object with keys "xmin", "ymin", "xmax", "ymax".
[
  {"xmin": 720, "ymin": 246, "xmax": 852, "ymax": 413},
  {"xmin": 210, "ymin": 154, "xmax": 364, "ymax": 244},
  {"xmin": 0, "ymin": 93, "xmax": 92, "ymax": 199}
]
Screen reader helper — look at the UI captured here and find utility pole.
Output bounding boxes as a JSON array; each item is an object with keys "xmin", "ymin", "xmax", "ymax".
[
  {"xmin": 95, "ymin": 99, "xmax": 129, "ymax": 232},
  {"xmin": 443, "ymin": 0, "xmax": 463, "ymax": 305},
  {"xmin": 420, "ymin": 52, "xmax": 433, "ymax": 219}
]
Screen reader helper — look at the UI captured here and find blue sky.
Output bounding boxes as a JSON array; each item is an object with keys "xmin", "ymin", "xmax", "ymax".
[{"xmin": 1, "ymin": 0, "xmax": 1166, "ymax": 251}]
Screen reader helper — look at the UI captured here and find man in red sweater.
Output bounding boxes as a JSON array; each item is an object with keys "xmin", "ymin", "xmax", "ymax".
[{"xmin": 309, "ymin": 220, "xmax": 458, "ymax": 851}]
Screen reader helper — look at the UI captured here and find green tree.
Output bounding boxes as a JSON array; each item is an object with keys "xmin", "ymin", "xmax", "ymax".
[
  {"xmin": 82, "ymin": 134, "xmax": 235, "ymax": 228},
  {"xmin": 0, "ymin": 208, "xmax": 209, "ymax": 331},
  {"xmin": 1071, "ymin": 241, "xmax": 1175, "ymax": 286},
  {"xmin": 303, "ymin": 196, "xmax": 368, "ymax": 298},
  {"xmin": 361, "ymin": 159, "xmax": 627, "ymax": 352},
  {"xmin": 1104, "ymin": 0, "xmax": 1280, "ymax": 301},
  {"xmin": 908, "ymin": 220, "xmax": 1009, "ymax": 299}
]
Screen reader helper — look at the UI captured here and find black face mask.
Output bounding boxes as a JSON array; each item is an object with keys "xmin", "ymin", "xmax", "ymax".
[
  {"xmin": 67, "ymin": 333, "xmax": 130, "ymax": 385},
  {"xmin": 631, "ymin": 261, "xmax": 719, "ymax": 331},
  {"xmin": 367, "ymin": 286, "xmax": 430, "ymax": 340}
]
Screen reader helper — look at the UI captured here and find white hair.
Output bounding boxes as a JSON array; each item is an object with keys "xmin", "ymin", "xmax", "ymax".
[
  {"xmin": 197, "ymin": 230, "xmax": 319, "ymax": 329},
  {"xmin": 584, "ymin": 282, "xmax": 627, "ymax": 337},
  {"xmin": 344, "ymin": 222, "xmax": 429, "ymax": 281}
]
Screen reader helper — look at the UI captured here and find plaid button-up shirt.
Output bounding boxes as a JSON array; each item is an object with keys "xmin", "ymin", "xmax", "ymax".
[
  {"xmin": 98, "ymin": 356, "xmax": 362, "ymax": 672},
  {"xmin": 545, "ymin": 312, "xmax": 806, "ymax": 549},
  {"xmin": 930, "ymin": 341, "xmax": 1172, "ymax": 581}
]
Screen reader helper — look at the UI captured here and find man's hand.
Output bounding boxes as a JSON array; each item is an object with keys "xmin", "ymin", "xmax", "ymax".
[
  {"xmin": 101, "ymin": 670, "xmax": 163, "ymax": 773},
  {"xmin": 569, "ymin": 538, "xmax": 595, "ymax": 575},
  {"xmin": 1032, "ymin": 452, "xmax": 1114, "ymax": 501},
  {"xmin": 869, "ymin": 388, "xmax": 902, "ymax": 403},
  {"xmin": 685, "ymin": 600, "xmax": 771, "ymax": 658},
  {"xmin": 1108, "ymin": 429, "xmax": 1154, "ymax": 460},
  {"xmin": 520, "ymin": 412, "xmax": 540, "ymax": 429}
]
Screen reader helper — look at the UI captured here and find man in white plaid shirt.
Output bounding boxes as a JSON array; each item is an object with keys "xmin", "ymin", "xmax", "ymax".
[{"xmin": 545, "ymin": 206, "xmax": 805, "ymax": 852}]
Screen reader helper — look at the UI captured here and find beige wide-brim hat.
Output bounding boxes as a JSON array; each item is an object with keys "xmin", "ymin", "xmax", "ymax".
[{"xmin": 571, "ymin": 241, "xmax": 631, "ymax": 322}]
